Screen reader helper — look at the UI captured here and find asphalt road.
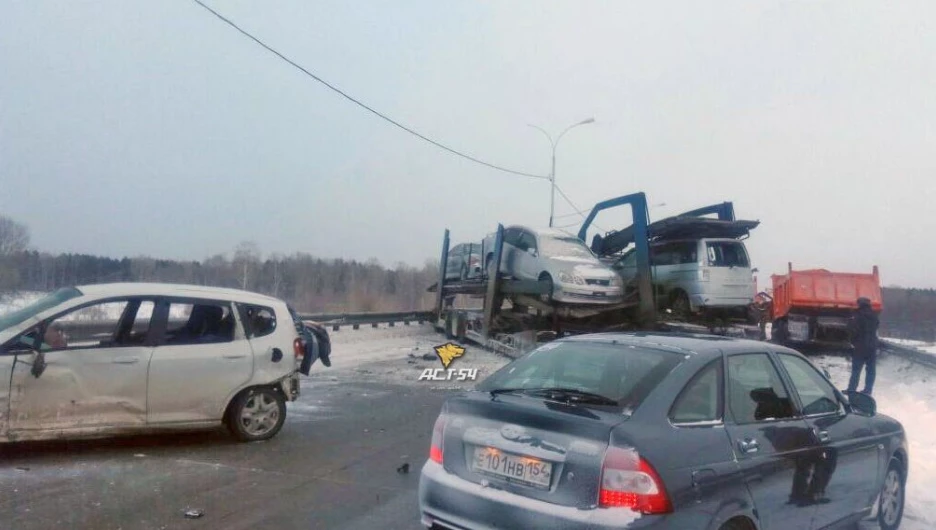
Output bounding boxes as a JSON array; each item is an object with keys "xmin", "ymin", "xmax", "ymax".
[{"xmin": 0, "ymin": 368, "xmax": 449, "ymax": 530}]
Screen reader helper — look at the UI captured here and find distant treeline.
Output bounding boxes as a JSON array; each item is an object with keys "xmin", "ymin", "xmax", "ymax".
[
  {"xmin": 0, "ymin": 248, "xmax": 440, "ymax": 314},
  {"xmin": 880, "ymin": 287, "xmax": 936, "ymax": 342}
]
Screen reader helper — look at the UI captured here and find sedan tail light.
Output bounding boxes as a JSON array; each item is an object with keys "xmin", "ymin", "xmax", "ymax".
[
  {"xmin": 429, "ymin": 414, "xmax": 447, "ymax": 464},
  {"xmin": 599, "ymin": 447, "xmax": 672, "ymax": 514}
]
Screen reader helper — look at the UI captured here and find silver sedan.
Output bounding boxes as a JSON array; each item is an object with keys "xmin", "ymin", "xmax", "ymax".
[{"xmin": 483, "ymin": 225, "xmax": 624, "ymax": 304}]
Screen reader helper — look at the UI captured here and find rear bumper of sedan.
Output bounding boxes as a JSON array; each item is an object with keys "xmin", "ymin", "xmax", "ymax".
[{"xmin": 419, "ymin": 461, "xmax": 684, "ymax": 530}]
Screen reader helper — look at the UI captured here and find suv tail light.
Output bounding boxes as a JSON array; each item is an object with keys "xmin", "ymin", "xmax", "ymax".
[
  {"xmin": 293, "ymin": 338, "xmax": 304, "ymax": 359},
  {"xmin": 599, "ymin": 447, "xmax": 672, "ymax": 514},
  {"xmin": 429, "ymin": 414, "xmax": 447, "ymax": 464}
]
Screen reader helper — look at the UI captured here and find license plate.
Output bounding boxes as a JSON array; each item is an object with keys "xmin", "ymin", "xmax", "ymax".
[
  {"xmin": 789, "ymin": 321, "xmax": 809, "ymax": 341},
  {"xmin": 471, "ymin": 447, "xmax": 552, "ymax": 488}
]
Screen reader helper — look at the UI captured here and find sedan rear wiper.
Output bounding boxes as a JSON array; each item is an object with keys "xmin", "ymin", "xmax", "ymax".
[
  {"xmin": 529, "ymin": 388, "xmax": 619, "ymax": 406},
  {"xmin": 489, "ymin": 387, "xmax": 618, "ymax": 406}
]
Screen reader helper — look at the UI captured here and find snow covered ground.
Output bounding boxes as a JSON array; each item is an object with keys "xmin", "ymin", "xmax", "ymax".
[
  {"xmin": 315, "ymin": 324, "xmax": 936, "ymax": 529},
  {"xmin": 818, "ymin": 353, "xmax": 935, "ymax": 529},
  {"xmin": 0, "ymin": 291, "xmax": 46, "ymax": 315},
  {"xmin": 885, "ymin": 337, "xmax": 936, "ymax": 356},
  {"xmin": 0, "ymin": 290, "xmax": 220, "ymax": 322}
]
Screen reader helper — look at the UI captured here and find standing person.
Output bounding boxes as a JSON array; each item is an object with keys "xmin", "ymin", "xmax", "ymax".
[{"xmin": 847, "ymin": 297, "xmax": 879, "ymax": 395}]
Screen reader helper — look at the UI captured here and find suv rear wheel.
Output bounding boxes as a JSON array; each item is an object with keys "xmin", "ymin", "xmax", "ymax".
[
  {"xmin": 670, "ymin": 290, "xmax": 691, "ymax": 320},
  {"xmin": 226, "ymin": 387, "xmax": 287, "ymax": 442}
]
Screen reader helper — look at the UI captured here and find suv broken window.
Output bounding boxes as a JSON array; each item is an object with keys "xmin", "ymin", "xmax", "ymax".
[{"xmin": 706, "ymin": 241, "xmax": 749, "ymax": 268}]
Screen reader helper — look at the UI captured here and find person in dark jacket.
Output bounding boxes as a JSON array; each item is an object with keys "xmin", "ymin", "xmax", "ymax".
[{"xmin": 847, "ymin": 297, "xmax": 879, "ymax": 395}]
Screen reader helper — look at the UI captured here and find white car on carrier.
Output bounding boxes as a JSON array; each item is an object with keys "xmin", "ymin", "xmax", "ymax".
[{"xmin": 0, "ymin": 283, "xmax": 325, "ymax": 444}]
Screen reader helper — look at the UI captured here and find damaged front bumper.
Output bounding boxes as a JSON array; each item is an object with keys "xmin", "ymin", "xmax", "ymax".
[{"xmin": 553, "ymin": 285, "xmax": 624, "ymax": 305}]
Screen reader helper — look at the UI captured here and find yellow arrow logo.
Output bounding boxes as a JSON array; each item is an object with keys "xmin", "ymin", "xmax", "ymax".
[{"xmin": 434, "ymin": 342, "xmax": 466, "ymax": 369}]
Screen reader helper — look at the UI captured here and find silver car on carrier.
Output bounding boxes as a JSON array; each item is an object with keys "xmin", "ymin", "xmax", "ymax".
[{"xmin": 482, "ymin": 225, "xmax": 624, "ymax": 304}]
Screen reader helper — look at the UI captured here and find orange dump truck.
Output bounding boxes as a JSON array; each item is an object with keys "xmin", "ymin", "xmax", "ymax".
[{"xmin": 768, "ymin": 263, "xmax": 883, "ymax": 345}]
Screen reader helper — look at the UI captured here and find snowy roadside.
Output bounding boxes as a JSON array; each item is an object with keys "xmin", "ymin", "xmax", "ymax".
[
  {"xmin": 304, "ymin": 323, "xmax": 511, "ymax": 391},
  {"xmin": 0, "ymin": 291, "xmax": 46, "ymax": 315},
  {"xmin": 818, "ymin": 354, "xmax": 935, "ymax": 529},
  {"xmin": 884, "ymin": 337, "xmax": 936, "ymax": 357}
]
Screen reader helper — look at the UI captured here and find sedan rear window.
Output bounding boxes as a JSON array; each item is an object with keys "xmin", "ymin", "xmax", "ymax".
[{"xmin": 477, "ymin": 340, "xmax": 683, "ymax": 412}]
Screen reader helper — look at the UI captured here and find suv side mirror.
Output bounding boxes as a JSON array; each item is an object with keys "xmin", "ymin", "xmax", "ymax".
[
  {"xmin": 843, "ymin": 390, "xmax": 876, "ymax": 416},
  {"xmin": 527, "ymin": 247, "xmax": 537, "ymax": 257}
]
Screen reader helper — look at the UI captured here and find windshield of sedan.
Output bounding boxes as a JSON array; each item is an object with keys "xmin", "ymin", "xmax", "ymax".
[
  {"xmin": 477, "ymin": 340, "xmax": 684, "ymax": 412},
  {"xmin": 539, "ymin": 236, "xmax": 596, "ymax": 260},
  {"xmin": 0, "ymin": 287, "xmax": 83, "ymax": 334}
]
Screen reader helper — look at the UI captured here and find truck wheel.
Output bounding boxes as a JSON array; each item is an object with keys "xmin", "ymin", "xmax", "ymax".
[
  {"xmin": 670, "ymin": 291, "xmax": 691, "ymax": 320},
  {"xmin": 226, "ymin": 387, "xmax": 286, "ymax": 442}
]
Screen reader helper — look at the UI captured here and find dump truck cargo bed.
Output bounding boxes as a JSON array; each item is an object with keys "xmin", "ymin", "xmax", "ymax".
[
  {"xmin": 771, "ymin": 264, "xmax": 883, "ymax": 319},
  {"xmin": 769, "ymin": 263, "xmax": 882, "ymax": 346}
]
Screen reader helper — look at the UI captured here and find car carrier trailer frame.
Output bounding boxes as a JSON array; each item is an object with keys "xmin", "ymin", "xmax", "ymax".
[{"xmin": 427, "ymin": 192, "xmax": 764, "ymax": 356}]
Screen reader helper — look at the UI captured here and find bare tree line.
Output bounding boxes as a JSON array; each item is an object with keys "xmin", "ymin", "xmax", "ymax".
[{"xmin": 0, "ymin": 214, "xmax": 439, "ymax": 313}]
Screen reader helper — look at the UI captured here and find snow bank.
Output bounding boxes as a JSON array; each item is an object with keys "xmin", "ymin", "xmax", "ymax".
[
  {"xmin": 883, "ymin": 337, "xmax": 936, "ymax": 362},
  {"xmin": 817, "ymin": 354, "xmax": 936, "ymax": 529},
  {"xmin": 0, "ymin": 291, "xmax": 194, "ymax": 321},
  {"xmin": 0, "ymin": 291, "xmax": 47, "ymax": 316}
]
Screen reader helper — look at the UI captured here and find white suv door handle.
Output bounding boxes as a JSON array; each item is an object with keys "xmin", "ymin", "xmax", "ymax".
[
  {"xmin": 223, "ymin": 354, "xmax": 247, "ymax": 359},
  {"xmin": 113, "ymin": 356, "xmax": 139, "ymax": 364}
]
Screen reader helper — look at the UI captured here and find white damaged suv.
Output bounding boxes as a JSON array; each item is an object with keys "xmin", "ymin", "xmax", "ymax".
[{"xmin": 0, "ymin": 283, "xmax": 323, "ymax": 444}]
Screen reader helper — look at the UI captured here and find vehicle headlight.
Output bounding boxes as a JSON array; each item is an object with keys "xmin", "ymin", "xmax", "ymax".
[
  {"xmin": 610, "ymin": 276, "xmax": 623, "ymax": 287},
  {"xmin": 558, "ymin": 271, "xmax": 586, "ymax": 285}
]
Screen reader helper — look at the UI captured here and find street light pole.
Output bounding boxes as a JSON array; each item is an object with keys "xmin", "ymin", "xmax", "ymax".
[{"xmin": 528, "ymin": 118, "xmax": 595, "ymax": 228}]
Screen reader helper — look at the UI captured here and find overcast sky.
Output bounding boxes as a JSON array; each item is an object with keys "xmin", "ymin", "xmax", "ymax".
[{"xmin": 1, "ymin": 1, "xmax": 933, "ymax": 288}]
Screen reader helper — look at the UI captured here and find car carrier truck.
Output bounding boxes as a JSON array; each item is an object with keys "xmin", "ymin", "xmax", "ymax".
[{"xmin": 426, "ymin": 192, "xmax": 765, "ymax": 356}]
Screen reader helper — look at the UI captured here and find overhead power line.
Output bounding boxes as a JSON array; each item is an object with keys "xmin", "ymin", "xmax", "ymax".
[
  {"xmin": 554, "ymin": 184, "xmax": 605, "ymax": 233},
  {"xmin": 190, "ymin": 0, "xmax": 546, "ymax": 180},
  {"xmin": 553, "ymin": 211, "xmax": 584, "ymax": 220}
]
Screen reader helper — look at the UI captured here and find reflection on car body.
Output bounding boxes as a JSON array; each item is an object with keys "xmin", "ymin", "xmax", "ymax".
[
  {"xmin": 482, "ymin": 225, "xmax": 625, "ymax": 304},
  {"xmin": 419, "ymin": 333, "xmax": 908, "ymax": 530},
  {"xmin": 0, "ymin": 282, "xmax": 326, "ymax": 444}
]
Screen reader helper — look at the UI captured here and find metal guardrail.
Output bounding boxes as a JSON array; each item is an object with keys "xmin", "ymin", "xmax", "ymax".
[
  {"xmin": 880, "ymin": 340, "xmax": 936, "ymax": 370},
  {"xmin": 298, "ymin": 311, "xmax": 435, "ymax": 331},
  {"xmin": 51, "ymin": 312, "xmax": 437, "ymax": 336}
]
